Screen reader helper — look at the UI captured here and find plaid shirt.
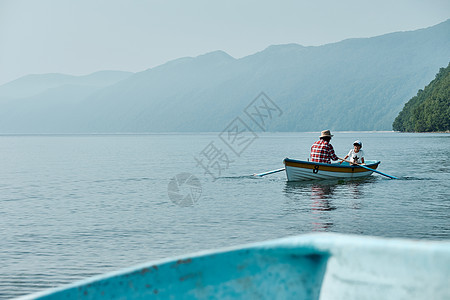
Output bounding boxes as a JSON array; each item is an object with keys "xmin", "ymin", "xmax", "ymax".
[{"xmin": 310, "ymin": 139, "xmax": 338, "ymax": 164}]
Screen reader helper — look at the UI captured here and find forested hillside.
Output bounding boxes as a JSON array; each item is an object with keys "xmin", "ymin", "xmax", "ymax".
[{"xmin": 393, "ymin": 63, "xmax": 450, "ymax": 132}]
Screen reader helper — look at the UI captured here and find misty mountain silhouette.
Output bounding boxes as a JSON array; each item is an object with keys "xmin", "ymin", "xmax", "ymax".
[{"xmin": 0, "ymin": 20, "xmax": 449, "ymax": 133}]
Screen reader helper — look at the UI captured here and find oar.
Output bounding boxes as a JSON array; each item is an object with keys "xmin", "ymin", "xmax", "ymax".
[
  {"xmin": 338, "ymin": 157, "xmax": 397, "ymax": 179},
  {"xmin": 253, "ymin": 168, "xmax": 285, "ymax": 177}
]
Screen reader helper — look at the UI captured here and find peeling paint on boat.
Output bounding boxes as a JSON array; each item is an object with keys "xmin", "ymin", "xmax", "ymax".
[{"xmin": 16, "ymin": 234, "xmax": 450, "ymax": 300}]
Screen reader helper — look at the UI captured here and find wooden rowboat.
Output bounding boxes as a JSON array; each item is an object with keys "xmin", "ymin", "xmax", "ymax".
[{"xmin": 284, "ymin": 158, "xmax": 381, "ymax": 181}]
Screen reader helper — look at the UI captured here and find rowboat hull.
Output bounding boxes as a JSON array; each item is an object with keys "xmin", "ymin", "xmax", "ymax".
[
  {"xmin": 17, "ymin": 234, "xmax": 450, "ymax": 300},
  {"xmin": 284, "ymin": 158, "xmax": 380, "ymax": 181}
]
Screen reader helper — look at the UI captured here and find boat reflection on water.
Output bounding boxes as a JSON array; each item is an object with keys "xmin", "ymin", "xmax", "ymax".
[
  {"xmin": 283, "ymin": 177, "xmax": 375, "ymax": 233},
  {"xmin": 309, "ymin": 184, "xmax": 336, "ymax": 231},
  {"xmin": 310, "ymin": 184, "xmax": 336, "ymax": 211}
]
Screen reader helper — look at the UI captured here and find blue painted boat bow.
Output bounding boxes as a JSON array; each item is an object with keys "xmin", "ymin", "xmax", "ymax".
[{"xmin": 17, "ymin": 234, "xmax": 450, "ymax": 300}]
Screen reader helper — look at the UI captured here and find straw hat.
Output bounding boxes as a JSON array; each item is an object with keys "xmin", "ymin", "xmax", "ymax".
[{"xmin": 319, "ymin": 130, "xmax": 333, "ymax": 138}]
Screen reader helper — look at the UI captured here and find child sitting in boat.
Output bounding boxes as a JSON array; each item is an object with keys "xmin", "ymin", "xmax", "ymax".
[{"xmin": 341, "ymin": 140, "xmax": 365, "ymax": 165}]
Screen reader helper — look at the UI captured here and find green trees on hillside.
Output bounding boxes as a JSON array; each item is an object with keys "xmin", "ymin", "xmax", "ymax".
[{"xmin": 393, "ymin": 63, "xmax": 450, "ymax": 132}]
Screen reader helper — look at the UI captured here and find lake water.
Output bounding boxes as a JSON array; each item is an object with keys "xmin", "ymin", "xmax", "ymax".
[{"xmin": 1, "ymin": 132, "xmax": 449, "ymax": 298}]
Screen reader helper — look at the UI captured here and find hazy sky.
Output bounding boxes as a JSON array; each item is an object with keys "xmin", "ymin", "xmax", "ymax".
[{"xmin": 0, "ymin": 0, "xmax": 449, "ymax": 85}]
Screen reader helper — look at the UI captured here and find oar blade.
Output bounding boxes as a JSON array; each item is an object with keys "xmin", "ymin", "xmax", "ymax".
[
  {"xmin": 253, "ymin": 168, "xmax": 285, "ymax": 177},
  {"xmin": 371, "ymin": 169, "xmax": 398, "ymax": 179}
]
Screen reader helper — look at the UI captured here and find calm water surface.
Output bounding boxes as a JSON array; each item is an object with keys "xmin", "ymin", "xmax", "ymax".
[{"xmin": 1, "ymin": 132, "xmax": 449, "ymax": 298}]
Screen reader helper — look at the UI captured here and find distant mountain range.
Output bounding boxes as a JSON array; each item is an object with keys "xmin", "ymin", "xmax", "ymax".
[{"xmin": 0, "ymin": 20, "xmax": 449, "ymax": 133}]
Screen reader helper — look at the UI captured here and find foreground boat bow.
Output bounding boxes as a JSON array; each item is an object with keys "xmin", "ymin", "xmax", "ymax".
[{"xmin": 17, "ymin": 234, "xmax": 450, "ymax": 300}]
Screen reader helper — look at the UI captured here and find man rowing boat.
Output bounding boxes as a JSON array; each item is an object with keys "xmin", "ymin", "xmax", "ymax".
[{"xmin": 310, "ymin": 130, "xmax": 339, "ymax": 164}]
